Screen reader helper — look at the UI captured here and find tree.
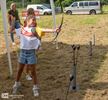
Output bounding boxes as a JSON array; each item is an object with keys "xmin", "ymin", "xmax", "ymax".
[{"xmin": 7, "ymin": 0, "xmax": 108, "ymax": 8}]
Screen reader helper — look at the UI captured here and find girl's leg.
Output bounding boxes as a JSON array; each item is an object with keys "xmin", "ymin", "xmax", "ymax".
[
  {"xmin": 30, "ymin": 64, "xmax": 38, "ymax": 85},
  {"xmin": 13, "ymin": 63, "xmax": 25, "ymax": 94},
  {"xmin": 25, "ymin": 64, "xmax": 32, "ymax": 81},
  {"xmin": 10, "ymin": 19, "xmax": 15, "ymax": 44},
  {"xmin": 30, "ymin": 64, "xmax": 39, "ymax": 96},
  {"xmin": 10, "ymin": 26, "xmax": 15, "ymax": 45},
  {"xmin": 26, "ymin": 64, "xmax": 29, "ymax": 74},
  {"xmin": 10, "ymin": 32, "xmax": 14, "ymax": 43},
  {"xmin": 16, "ymin": 63, "xmax": 25, "ymax": 82}
]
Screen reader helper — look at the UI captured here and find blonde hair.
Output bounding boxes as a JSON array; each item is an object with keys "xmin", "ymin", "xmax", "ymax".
[
  {"xmin": 26, "ymin": 15, "xmax": 35, "ymax": 22},
  {"xmin": 10, "ymin": 3, "xmax": 16, "ymax": 9}
]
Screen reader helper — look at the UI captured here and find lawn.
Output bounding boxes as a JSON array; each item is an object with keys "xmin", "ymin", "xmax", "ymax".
[{"xmin": 0, "ymin": 5, "xmax": 108, "ymax": 100}]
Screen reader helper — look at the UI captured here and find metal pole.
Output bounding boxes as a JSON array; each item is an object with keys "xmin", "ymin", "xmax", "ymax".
[
  {"xmin": 65, "ymin": 45, "xmax": 80, "ymax": 100},
  {"xmin": 70, "ymin": 45, "xmax": 80, "ymax": 91},
  {"xmin": 89, "ymin": 41, "xmax": 93, "ymax": 57},
  {"xmin": 93, "ymin": 34, "xmax": 95, "ymax": 46},
  {"xmin": 70, "ymin": 46, "xmax": 77, "ymax": 90},
  {"xmin": 0, "ymin": 0, "xmax": 13, "ymax": 77},
  {"xmin": 72, "ymin": 45, "xmax": 80, "ymax": 90},
  {"xmin": 50, "ymin": 0, "xmax": 58, "ymax": 49}
]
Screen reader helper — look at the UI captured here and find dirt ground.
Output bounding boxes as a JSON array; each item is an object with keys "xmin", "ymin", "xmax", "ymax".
[{"xmin": 0, "ymin": 14, "xmax": 108, "ymax": 100}]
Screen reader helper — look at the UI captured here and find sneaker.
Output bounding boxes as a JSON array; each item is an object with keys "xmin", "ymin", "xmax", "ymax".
[
  {"xmin": 26, "ymin": 75, "xmax": 32, "ymax": 81},
  {"xmin": 12, "ymin": 82, "xmax": 21, "ymax": 94},
  {"xmin": 33, "ymin": 87, "xmax": 39, "ymax": 97}
]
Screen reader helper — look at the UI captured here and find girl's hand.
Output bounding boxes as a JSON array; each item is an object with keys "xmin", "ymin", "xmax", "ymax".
[
  {"xmin": 55, "ymin": 27, "xmax": 61, "ymax": 33},
  {"xmin": 20, "ymin": 22, "xmax": 23, "ymax": 26},
  {"xmin": 20, "ymin": 25, "xmax": 24, "ymax": 28}
]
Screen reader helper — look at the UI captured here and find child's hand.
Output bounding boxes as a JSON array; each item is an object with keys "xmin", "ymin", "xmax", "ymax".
[
  {"xmin": 21, "ymin": 25, "xmax": 24, "ymax": 28},
  {"xmin": 55, "ymin": 27, "xmax": 61, "ymax": 33},
  {"xmin": 9, "ymin": 26, "xmax": 15, "ymax": 33}
]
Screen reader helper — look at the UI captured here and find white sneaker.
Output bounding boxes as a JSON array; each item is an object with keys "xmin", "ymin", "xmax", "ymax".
[
  {"xmin": 12, "ymin": 82, "xmax": 21, "ymax": 94},
  {"xmin": 33, "ymin": 86, "xmax": 39, "ymax": 97},
  {"xmin": 26, "ymin": 75, "xmax": 32, "ymax": 81}
]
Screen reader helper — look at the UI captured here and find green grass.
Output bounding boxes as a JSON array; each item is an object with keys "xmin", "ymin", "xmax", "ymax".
[
  {"xmin": 36, "ymin": 15, "xmax": 63, "ymax": 28},
  {"xmin": 79, "ymin": 16, "xmax": 100, "ymax": 25},
  {"xmin": 103, "ymin": 5, "xmax": 108, "ymax": 12},
  {"xmin": 0, "ymin": 10, "xmax": 3, "ymax": 32}
]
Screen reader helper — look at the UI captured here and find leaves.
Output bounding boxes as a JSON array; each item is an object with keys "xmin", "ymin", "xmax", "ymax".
[{"xmin": 6, "ymin": 0, "xmax": 108, "ymax": 8}]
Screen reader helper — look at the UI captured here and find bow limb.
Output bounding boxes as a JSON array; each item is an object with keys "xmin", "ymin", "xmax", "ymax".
[{"xmin": 51, "ymin": 0, "xmax": 64, "ymax": 42}]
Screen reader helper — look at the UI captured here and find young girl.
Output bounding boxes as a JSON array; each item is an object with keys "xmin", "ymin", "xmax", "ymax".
[
  {"xmin": 24, "ymin": 8, "xmax": 45, "ymax": 39},
  {"xmin": 13, "ymin": 15, "xmax": 60, "ymax": 97},
  {"xmin": 24, "ymin": 8, "xmax": 40, "ymax": 81}
]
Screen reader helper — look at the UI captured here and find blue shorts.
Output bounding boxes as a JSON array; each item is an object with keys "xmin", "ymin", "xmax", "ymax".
[
  {"xmin": 11, "ymin": 20, "xmax": 20, "ymax": 29},
  {"xmin": 15, "ymin": 21, "xmax": 20, "ymax": 29},
  {"xmin": 18, "ymin": 49, "xmax": 37, "ymax": 64}
]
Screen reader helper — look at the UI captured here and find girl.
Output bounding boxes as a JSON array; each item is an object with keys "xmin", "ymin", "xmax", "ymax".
[
  {"xmin": 24, "ymin": 8, "xmax": 39, "ymax": 81},
  {"xmin": 13, "ymin": 15, "xmax": 60, "ymax": 97},
  {"xmin": 24, "ymin": 8, "xmax": 45, "ymax": 39}
]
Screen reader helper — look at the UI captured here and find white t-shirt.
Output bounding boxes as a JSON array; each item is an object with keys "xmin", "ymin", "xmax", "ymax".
[{"xmin": 15, "ymin": 27, "xmax": 41, "ymax": 50}]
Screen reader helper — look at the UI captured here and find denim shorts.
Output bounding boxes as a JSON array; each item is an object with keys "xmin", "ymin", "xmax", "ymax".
[
  {"xmin": 11, "ymin": 20, "xmax": 20, "ymax": 29},
  {"xmin": 18, "ymin": 49, "xmax": 37, "ymax": 64},
  {"xmin": 15, "ymin": 21, "xmax": 20, "ymax": 29}
]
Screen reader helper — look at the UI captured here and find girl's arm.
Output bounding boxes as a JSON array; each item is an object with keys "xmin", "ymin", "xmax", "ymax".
[
  {"xmin": 31, "ymin": 27, "xmax": 41, "ymax": 40},
  {"xmin": 42, "ymin": 28, "xmax": 56, "ymax": 33},
  {"xmin": 42, "ymin": 28, "xmax": 60, "ymax": 33}
]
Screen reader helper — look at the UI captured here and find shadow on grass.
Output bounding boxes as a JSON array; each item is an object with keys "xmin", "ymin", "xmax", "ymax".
[{"xmin": 0, "ymin": 41, "xmax": 108, "ymax": 100}]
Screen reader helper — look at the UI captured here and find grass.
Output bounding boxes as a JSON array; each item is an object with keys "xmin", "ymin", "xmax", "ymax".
[
  {"xmin": 102, "ymin": 5, "xmax": 108, "ymax": 12},
  {"xmin": 79, "ymin": 16, "xmax": 100, "ymax": 25},
  {"xmin": 0, "ymin": 10, "xmax": 3, "ymax": 32}
]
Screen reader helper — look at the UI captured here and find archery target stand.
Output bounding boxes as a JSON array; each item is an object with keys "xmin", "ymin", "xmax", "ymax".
[{"xmin": 69, "ymin": 45, "xmax": 80, "ymax": 92}]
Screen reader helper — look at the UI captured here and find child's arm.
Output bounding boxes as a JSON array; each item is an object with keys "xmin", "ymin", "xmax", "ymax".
[
  {"xmin": 41, "ymin": 28, "xmax": 61, "ymax": 34},
  {"xmin": 31, "ymin": 27, "xmax": 41, "ymax": 40}
]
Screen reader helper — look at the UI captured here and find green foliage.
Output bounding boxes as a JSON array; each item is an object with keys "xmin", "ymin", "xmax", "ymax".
[
  {"xmin": 62, "ymin": 0, "xmax": 73, "ymax": 6},
  {"xmin": 6, "ymin": 0, "xmax": 108, "ymax": 8},
  {"xmin": 101, "ymin": 0, "xmax": 108, "ymax": 5}
]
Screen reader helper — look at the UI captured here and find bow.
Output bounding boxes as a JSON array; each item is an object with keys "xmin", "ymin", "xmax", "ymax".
[{"xmin": 51, "ymin": 0, "xmax": 64, "ymax": 42}]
